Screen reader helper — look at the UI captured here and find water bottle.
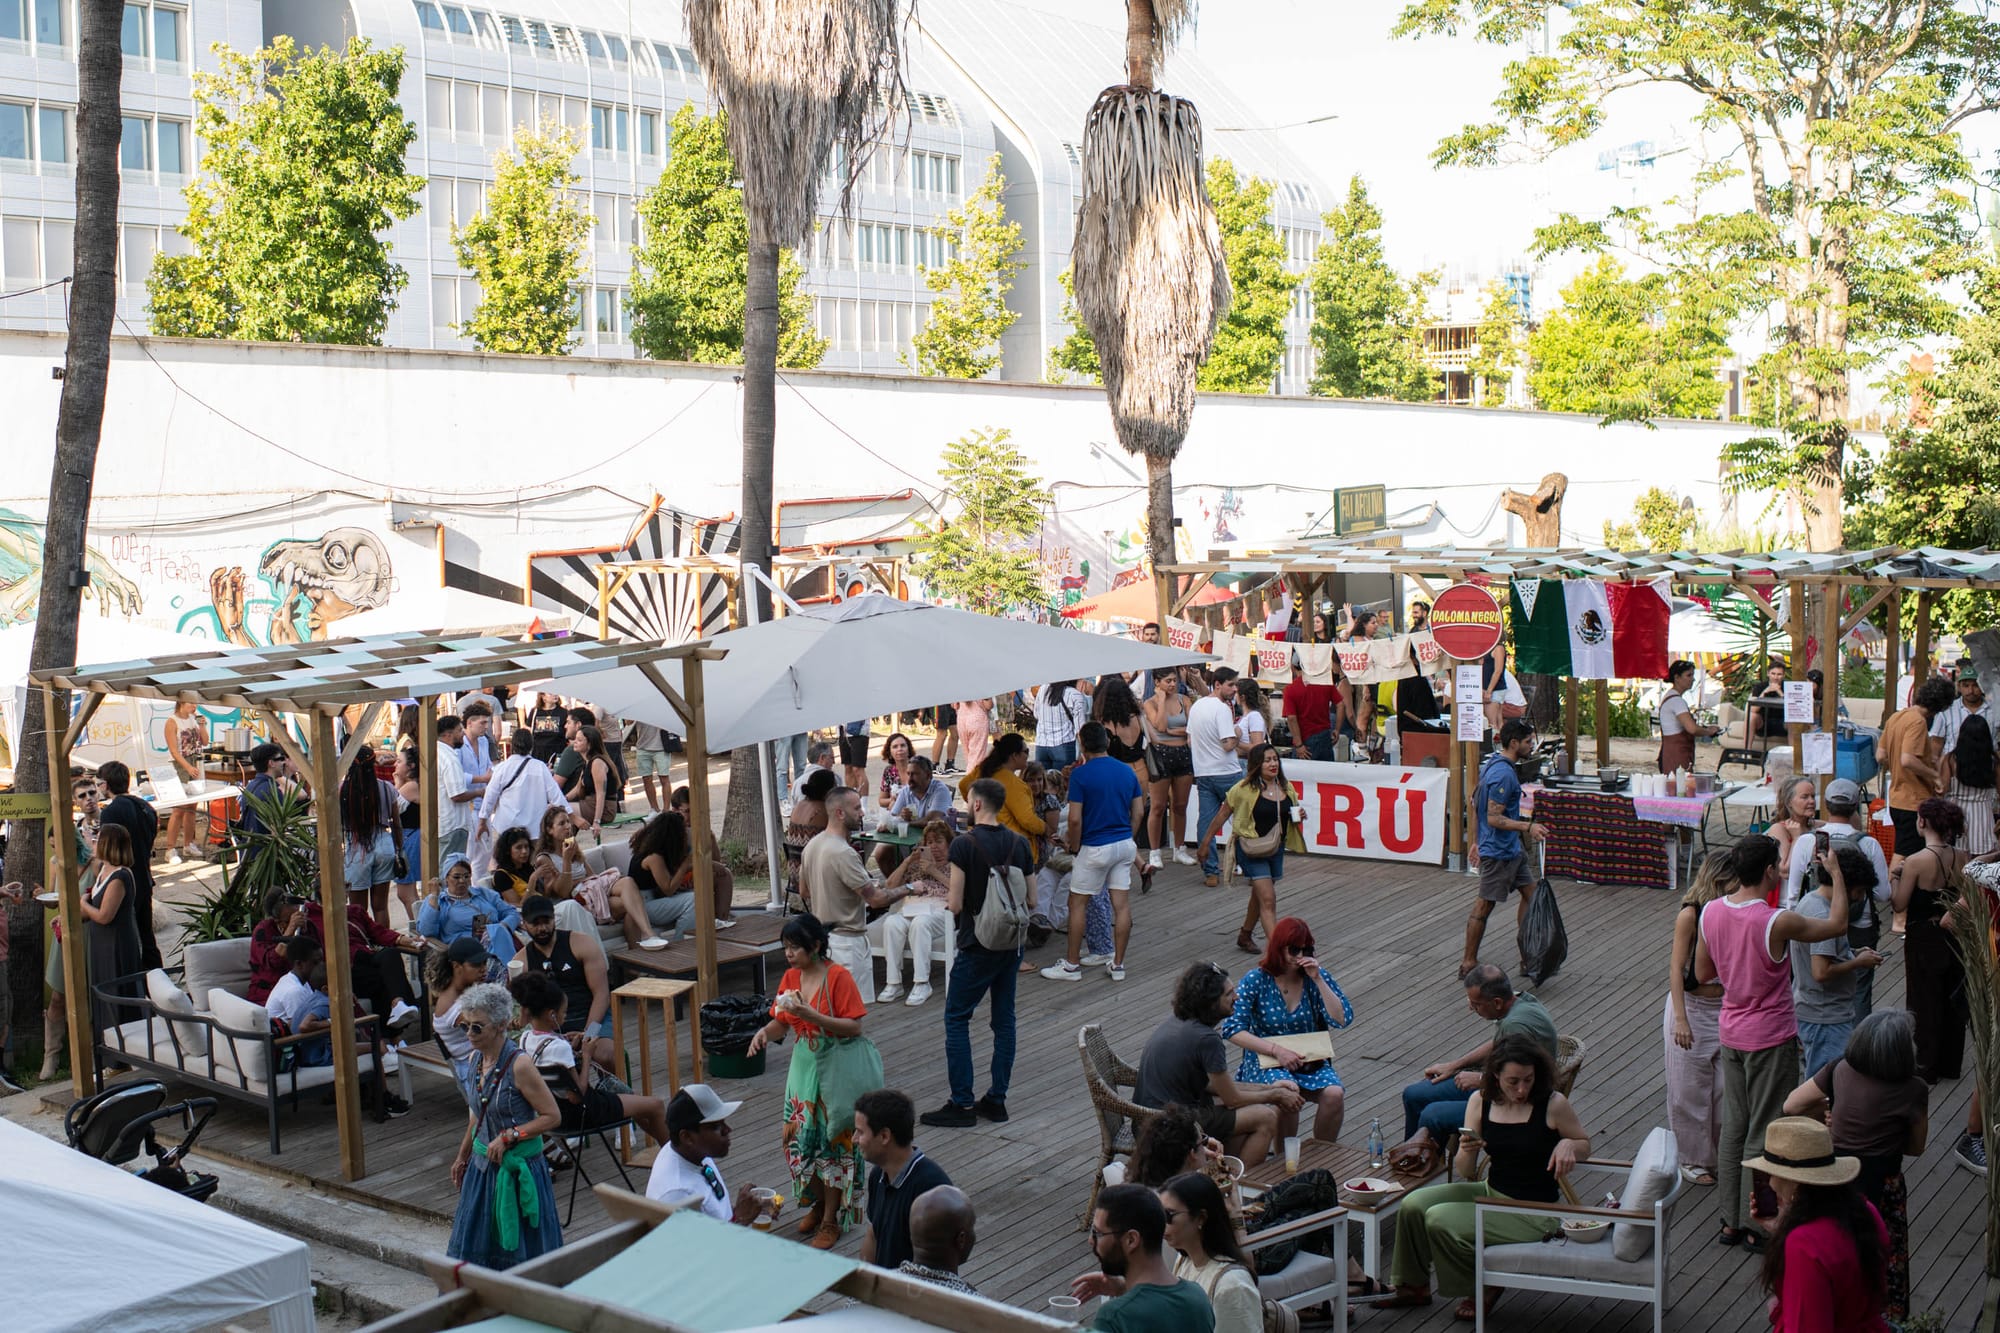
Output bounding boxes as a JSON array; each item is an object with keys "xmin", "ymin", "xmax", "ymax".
[{"xmin": 1367, "ymin": 1118, "xmax": 1386, "ymax": 1172}]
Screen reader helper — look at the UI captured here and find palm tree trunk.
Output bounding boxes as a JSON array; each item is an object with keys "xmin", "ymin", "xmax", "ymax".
[
  {"xmin": 1124, "ymin": 0, "xmax": 1155, "ymax": 87},
  {"xmin": 1145, "ymin": 452, "xmax": 1176, "ymax": 598},
  {"xmin": 3, "ymin": 0, "xmax": 124, "ymax": 1050},
  {"xmin": 721, "ymin": 237, "xmax": 782, "ymax": 852}
]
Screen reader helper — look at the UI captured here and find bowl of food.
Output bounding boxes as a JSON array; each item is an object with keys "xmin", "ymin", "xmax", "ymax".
[{"xmin": 1561, "ymin": 1218, "xmax": 1612, "ymax": 1244}]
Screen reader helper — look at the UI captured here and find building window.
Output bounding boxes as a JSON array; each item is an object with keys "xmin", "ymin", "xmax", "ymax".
[
  {"xmin": 550, "ymin": 24, "xmax": 581, "ymax": 63},
  {"xmin": 444, "ymin": 5, "xmax": 473, "ymax": 39},
  {"xmin": 580, "ymin": 29, "xmax": 606, "ymax": 64},
  {"xmin": 37, "ymin": 105, "xmax": 68, "ymax": 164},
  {"xmin": 605, "ymin": 34, "xmax": 626, "ymax": 64},
  {"xmin": 0, "ymin": 102, "xmax": 28, "ymax": 165},
  {"xmin": 2, "ymin": 217, "xmax": 37, "ymax": 283},
  {"xmin": 498, "ymin": 13, "xmax": 525, "ymax": 46},
  {"xmin": 0, "ymin": 0, "xmax": 24, "ymax": 44},
  {"xmin": 911, "ymin": 151, "xmax": 960, "ymax": 199},
  {"xmin": 119, "ymin": 2, "xmax": 141, "ymax": 56},
  {"xmin": 118, "ymin": 0, "xmax": 181, "ymax": 67},
  {"xmin": 638, "ymin": 110, "xmax": 658, "ymax": 159},
  {"xmin": 155, "ymin": 116, "xmax": 184, "ymax": 175},
  {"xmin": 526, "ymin": 19, "xmax": 553, "ymax": 54},
  {"xmin": 32, "ymin": 0, "xmax": 64, "ymax": 49},
  {"xmin": 415, "ymin": 1, "xmax": 444, "ymax": 32},
  {"xmin": 119, "ymin": 114, "xmax": 150, "ymax": 171},
  {"xmin": 676, "ymin": 45, "xmax": 700, "ymax": 77},
  {"xmin": 652, "ymin": 42, "xmax": 678, "ymax": 74},
  {"xmin": 472, "ymin": 11, "xmax": 498, "ymax": 48},
  {"xmin": 589, "ymin": 104, "xmax": 628, "ymax": 155},
  {"xmin": 152, "ymin": 3, "xmax": 181, "ymax": 66}
]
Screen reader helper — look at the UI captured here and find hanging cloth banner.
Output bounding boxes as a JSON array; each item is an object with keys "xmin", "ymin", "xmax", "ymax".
[
  {"xmin": 1163, "ymin": 616, "xmax": 1205, "ymax": 652},
  {"xmin": 1407, "ymin": 630, "xmax": 1444, "ymax": 676},
  {"xmin": 1255, "ymin": 640, "xmax": 1293, "ymax": 678},
  {"xmin": 1510, "ymin": 578, "xmax": 1672, "ymax": 680},
  {"xmin": 1297, "ymin": 643, "xmax": 1336, "ymax": 686},
  {"xmin": 1211, "ymin": 629, "xmax": 1256, "ymax": 677}
]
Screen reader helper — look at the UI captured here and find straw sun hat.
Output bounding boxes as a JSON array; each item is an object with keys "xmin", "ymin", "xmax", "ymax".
[{"xmin": 1743, "ymin": 1117, "xmax": 1860, "ymax": 1186}]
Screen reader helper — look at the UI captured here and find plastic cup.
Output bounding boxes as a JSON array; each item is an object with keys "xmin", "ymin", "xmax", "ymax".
[
  {"xmin": 1047, "ymin": 1296, "xmax": 1082, "ymax": 1322},
  {"xmin": 1284, "ymin": 1136, "xmax": 1301, "ymax": 1174}
]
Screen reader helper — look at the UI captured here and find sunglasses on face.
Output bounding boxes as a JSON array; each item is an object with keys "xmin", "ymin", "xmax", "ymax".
[
  {"xmin": 454, "ymin": 1020, "xmax": 489, "ymax": 1036},
  {"xmin": 1285, "ymin": 943, "xmax": 1314, "ymax": 956},
  {"xmin": 1160, "ymin": 1207, "xmax": 1187, "ymax": 1224}
]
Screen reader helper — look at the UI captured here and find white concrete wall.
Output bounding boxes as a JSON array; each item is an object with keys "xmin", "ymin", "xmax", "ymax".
[{"xmin": 0, "ymin": 328, "xmax": 1854, "ymax": 639}]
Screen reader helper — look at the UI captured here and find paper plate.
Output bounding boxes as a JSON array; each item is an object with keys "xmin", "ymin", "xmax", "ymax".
[
  {"xmin": 637, "ymin": 936, "xmax": 670, "ymax": 950},
  {"xmin": 1342, "ymin": 1177, "xmax": 1396, "ymax": 1194}
]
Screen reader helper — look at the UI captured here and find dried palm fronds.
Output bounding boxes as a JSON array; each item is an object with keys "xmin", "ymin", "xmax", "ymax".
[
  {"xmin": 684, "ymin": 0, "xmax": 908, "ymax": 246},
  {"xmin": 1945, "ymin": 870, "xmax": 2000, "ymax": 1328},
  {"xmin": 1072, "ymin": 86, "xmax": 1231, "ymax": 464}
]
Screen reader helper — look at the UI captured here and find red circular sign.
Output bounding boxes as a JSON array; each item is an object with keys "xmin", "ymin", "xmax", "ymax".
[{"xmin": 1429, "ymin": 583, "xmax": 1504, "ymax": 660}]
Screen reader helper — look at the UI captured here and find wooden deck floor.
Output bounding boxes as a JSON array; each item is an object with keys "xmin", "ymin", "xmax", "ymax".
[{"xmin": 125, "ymin": 849, "xmax": 1987, "ymax": 1332}]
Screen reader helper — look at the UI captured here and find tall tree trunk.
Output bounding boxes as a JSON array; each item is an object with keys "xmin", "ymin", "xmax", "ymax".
[
  {"xmin": 3, "ymin": 0, "xmax": 124, "ymax": 1053},
  {"xmin": 1124, "ymin": 0, "xmax": 1155, "ymax": 87},
  {"xmin": 1145, "ymin": 452, "xmax": 1176, "ymax": 600},
  {"xmin": 721, "ymin": 237, "xmax": 781, "ymax": 852}
]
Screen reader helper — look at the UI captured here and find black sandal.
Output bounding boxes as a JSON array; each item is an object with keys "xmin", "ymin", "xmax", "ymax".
[{"xmin": 1349, "ymin": 1275, "xmax": 1390, "ymax": 1300}]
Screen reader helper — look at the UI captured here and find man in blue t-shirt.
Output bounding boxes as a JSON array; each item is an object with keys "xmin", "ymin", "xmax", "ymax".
[
  {"xmin": 1461, "ymin": 718, "xmax": 1544, "ymax": 977},
  {"xmin": 1042, "ymin": 722, "xmax": 1145, "ymax": 984}
]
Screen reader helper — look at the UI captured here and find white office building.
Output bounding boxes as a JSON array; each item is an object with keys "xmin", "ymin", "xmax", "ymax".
[{"xmin": 2, "ymin": 0, "xmax": 1327, "ymax": 387}]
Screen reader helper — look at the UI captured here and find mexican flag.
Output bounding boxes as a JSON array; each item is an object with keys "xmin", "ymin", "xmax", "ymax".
[{"xmin": 1510, "ymin": 578, "xmax": 1671, "ymax": 680}]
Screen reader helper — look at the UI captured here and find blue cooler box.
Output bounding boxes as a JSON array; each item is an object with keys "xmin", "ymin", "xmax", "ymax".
[{"xmin": 1836, "ymin": 736, "xmax": 1878, "ymax": 786}]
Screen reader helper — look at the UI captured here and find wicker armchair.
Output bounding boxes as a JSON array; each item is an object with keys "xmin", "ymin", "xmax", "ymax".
[
  {"xmin": 1079, "ymin": 1023, "xmax": 1158, "ymax": 1223},
  {"xmin": 1555, "ymin": 1034, "xmax": 1587, "ymax": 1099}
]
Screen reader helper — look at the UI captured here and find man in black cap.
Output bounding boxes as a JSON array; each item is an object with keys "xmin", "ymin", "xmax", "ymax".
[
  {"xmin": 646, "ymin": 1083, "xmax": 772, "ymax": 1226},
  {"xmin": 517, "ymin": 893, "xmax": 614, "ymax": 1077},
  {"xmin": 238, "ymin": 742, "xmax": 291, "ymax": 838}
]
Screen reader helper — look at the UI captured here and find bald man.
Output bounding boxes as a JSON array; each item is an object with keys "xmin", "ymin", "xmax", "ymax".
[{"xmin": 894, "ymin": 1185, "xmax": 977, "ymax": 1295}]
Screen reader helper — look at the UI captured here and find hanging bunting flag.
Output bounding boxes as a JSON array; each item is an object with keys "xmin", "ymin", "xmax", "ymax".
[
  {"xmin": 1512, "ymin": 578, "xmax": 1542, "ymax": 624},
  {"xmin": 1608, "ymin": 577, "xmax": 1672, "ymax": 679},
  {"xmin": 1511, "ymin": 578, "xmax": 1573, "ymax": 676}
]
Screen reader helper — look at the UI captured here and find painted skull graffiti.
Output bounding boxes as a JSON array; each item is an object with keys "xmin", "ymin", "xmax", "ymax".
[{"xmin": 210, "ymin": 527, "xmax": 393, "ymax": 645}]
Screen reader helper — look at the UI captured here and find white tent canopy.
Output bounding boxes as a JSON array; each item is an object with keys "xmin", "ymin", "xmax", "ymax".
[
  {"xmin": 0, "ymin": 619, "xmax": 227, "ymax": 773},
  {"xmin": 0, "ymin": 1118, "xmax": 314, "ymax": 1333},
  {"xmin": 542, "ymin": 595, "xmax": 1212, "ymax": 754}
]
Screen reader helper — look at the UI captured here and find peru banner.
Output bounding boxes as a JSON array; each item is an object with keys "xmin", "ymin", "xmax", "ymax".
[{"xmin": 1283, "ymin": 759, "xmax": 1450, "ymax": 864}]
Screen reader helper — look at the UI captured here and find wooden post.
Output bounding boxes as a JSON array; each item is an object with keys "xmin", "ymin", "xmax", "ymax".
[
  {"xmin": 1563, "ymin": 679, "xmax": 1580, "ymax": 772},
  {"xmin": 418, "ymin": 701, "xmax": 439, "ymax": 899},
  {"xmin": 1789, "ymin": 581, "xmax": 1807, "ymax": 778},
  {"xmin": 43, "ymin": 683, "xmax": 94, "ymax": 1099},
  {"xmin": 1446, "ymin": 726, "xmax": 1463, "ymax": 867},
  {"xmin": 1593, "ymin": 681, "xmax": 1611, "ymax": 767},
  {"xmin": 1912, "ymin": 590, "xmax": 1934, "ymax": 686},
  {"xmin": 682, "ymin": 656, "xmax": 719, "ymax": 1007},
  {"xmin": 1883, "ymin": 593, "xmax": 1901, "ymax": 724},
  {"xmin": 311, "ymin": 710, "xmax": 367, "ymax": 1180},
  {"xmin": 1818, "ymin": 582, "xmax": 1840, "ymax": 796}
]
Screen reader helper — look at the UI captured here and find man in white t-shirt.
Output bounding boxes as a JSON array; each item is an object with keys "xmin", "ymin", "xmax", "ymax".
[
  {"xmin": 1188, "ymin": 668, "xmax": 1243, "ymax": 887},
  {"xmin": 645, "ymin": 1084, "xmax": 770, "ymax": 1225},
  {"xmin": 435, "ymin": 713, "xmax": 474, "ymax": 858},
  {"xmin": 1780, "ymin": 778, "xmax": 1892, "ymax": 1019}
]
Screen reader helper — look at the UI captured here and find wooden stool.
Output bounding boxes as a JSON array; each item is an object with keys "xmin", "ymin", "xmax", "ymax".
[{"xmin": 610, "ymin": 977, "xmax": 700, "ymax": 1164}]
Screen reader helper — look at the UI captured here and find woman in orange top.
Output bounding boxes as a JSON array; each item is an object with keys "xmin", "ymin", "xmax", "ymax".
[{"xmin": 747, "ymin": 912, "xmax": 885, "ymax": 1249}]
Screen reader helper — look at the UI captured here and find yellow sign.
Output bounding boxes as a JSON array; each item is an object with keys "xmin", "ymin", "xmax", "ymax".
[
  {"xmin": 1333, "ymin": 486, "xmax": 1388, "ymax": 536},
  {"xmin": 0, "ymin": 792, "xmax": 52, "ymax": 820}
]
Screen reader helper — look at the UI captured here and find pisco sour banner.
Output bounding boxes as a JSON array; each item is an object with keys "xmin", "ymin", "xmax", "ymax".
[{"xmin": 1191, "ymin": 760, "xmax": 1450, "ymax": 865}]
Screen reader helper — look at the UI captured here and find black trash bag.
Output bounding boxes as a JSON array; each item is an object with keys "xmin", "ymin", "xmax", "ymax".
[
  {"xmin": 1516, "ymin": 879, "xmax": 1569, "ymax": 987},
  {"xmin": 699, "ymin": 994, "xmax": 771, "ymax": 1057},
  {"xmin": 1245, "ymin": 1168, "xmax": 1340, "ymax": 1274}
]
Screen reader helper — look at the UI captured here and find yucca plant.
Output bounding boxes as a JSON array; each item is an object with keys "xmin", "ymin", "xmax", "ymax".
[
  {"xmin": 179, "ymin": 784, "xmax": 316, "ymax": 945},
  {"xmin": 1945, "ymin": 869, "xmax": 2000, "ymax": 1330}
]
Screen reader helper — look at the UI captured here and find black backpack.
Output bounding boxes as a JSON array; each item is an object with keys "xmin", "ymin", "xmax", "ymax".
[{"xmin": 1957, "ymin": 712, "xmax": 1995, "ymax": 790}]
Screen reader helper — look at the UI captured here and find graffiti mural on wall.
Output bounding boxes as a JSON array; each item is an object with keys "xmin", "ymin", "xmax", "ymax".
[
  {"xmin": 198, "ymin": 528, "xmax": 394, "ymax": 644},
  {"xmin": 0, "ymin": 508, "xmax": 145, "ymax": 626}
]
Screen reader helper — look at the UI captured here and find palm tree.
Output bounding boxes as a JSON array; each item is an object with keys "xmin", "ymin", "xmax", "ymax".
[
  {"xmin": 2, "ymin": 0, "xmax": 124, "ymax": 1063},
  {"xmin": 1946, "ymin": 872, "xmax": 2000, "ymax": 1329},
  {"xmin": 1071, "ymin": 0, "xmax": 1230, "ymax": 610},
  {"xmin": 683, "ymin": 0, "xmax": 909, "ymax": 846}
]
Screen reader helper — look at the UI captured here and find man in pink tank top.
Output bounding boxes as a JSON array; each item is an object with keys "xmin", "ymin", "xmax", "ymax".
[{"xmin": 1695, "ymin": 834, "xmax": 1851, "ymax": 1248}]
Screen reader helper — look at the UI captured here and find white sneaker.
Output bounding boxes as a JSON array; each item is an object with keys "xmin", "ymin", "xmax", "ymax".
[
  {"xmin": 713, "ymin": 919, "xmax": 735, "ymax": 930},
  {"xmin": 167, "ymin": 849, "xmax": 182, "ymax": 865},
  {"xmin": 1172, "ymin": 848, "xmax": 1196, "ymax": 866},
  {"xmin": 1078, "ymin": 953, "xmax": 1114, "ymax": 967},
  {"xmin": 1041, "ymin": 961, "xmax": 1083, "ymax": 982},
  {"xmin": 387, "ymin": 1000, "xmax": 419, "ymax": 1031},
  {"xmin": 1109, "ymin": 963, "xmax": 1127, "ymax": 982},
  {"xmin": 1146, "ymin": 849, "xmax": 1162, "ymax": 869},
  {"xmin": 878, "ymin": 984, "xmax": 907, "ymax": 1004},
  {"xmin": 905, "ymin": 983, "xmax": 933, "ymax": 1006}
]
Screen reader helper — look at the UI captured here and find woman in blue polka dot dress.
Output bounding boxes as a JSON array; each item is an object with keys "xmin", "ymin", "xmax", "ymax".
[{"xmin": 1221, "ymin": 916, "xmax": 1355, "ymax": 1144}]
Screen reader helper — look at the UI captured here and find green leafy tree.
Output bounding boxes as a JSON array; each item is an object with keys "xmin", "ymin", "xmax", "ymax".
[
  {"xmin": 1848, "ymin": 273, "xmax": 2000, "ymax": 631},
  {"xmin": 452, "ymin": 121, "xmax": 593, "ymax": 354},
  {"xmin": 1306, "ymin": 176, "xmax": 1436, "ymax": 401},
  {"xmin": 1048, "ymin": 267, "xmax": 1101, "ymax": 382},
  {"xmin": 1468, "ymin": 281, "xmax": 1523, "ymax": 408},
  {"xmin": 911, "ymin": 428, "xmax": 1051, "ymax": 614},
  {"xmin": 908, "ymin": 154, "xmax": 1024, "ymax": 379},
  {"xmin": 1603, "ymin": 486, "xmax": 1699, "ymax": 551},
  {"xmin": 148, "ymin": 37, "xmax": 423, "ymax": 345},
  {"xmin": 1526, "ymin": 257, "xmax": 1728, "ymax": 420},
  {"xmin": 627, "ymin": 105, "xmax": 826, "ymax": 368},
  {"xmin": 1198, "ymin": 159, "xmax": 1289, "ymax": 393},
  {"xmin": 1396, "ymin": 0, "xmax": 2000, "ymax": 549}
]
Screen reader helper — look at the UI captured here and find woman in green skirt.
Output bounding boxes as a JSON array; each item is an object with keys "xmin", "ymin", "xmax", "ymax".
[{"xmin": 747, "ymin": 912, "xmax": 883, "ymax": 1250}]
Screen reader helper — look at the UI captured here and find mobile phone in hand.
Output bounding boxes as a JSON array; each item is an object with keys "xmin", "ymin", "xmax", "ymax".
[{"xmin": 1814, "ymin": 830, "xmax": 1831, "ymax": 855}]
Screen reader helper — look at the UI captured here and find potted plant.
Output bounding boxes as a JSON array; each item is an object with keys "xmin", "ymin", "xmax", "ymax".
[{"xmin": 178, "ymin": 784, "xmax": 317, "ymax": 945}]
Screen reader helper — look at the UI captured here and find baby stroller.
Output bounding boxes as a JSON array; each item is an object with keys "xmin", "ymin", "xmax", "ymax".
[{"xmin": 63, "ymin": 1078, "xmax": 220, "ymax": 1203}]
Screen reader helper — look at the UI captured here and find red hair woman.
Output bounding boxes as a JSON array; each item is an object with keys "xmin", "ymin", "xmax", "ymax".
[{"xmin": 1219, "ymin": 916, "xmax": 1354, "ymax": 1145}]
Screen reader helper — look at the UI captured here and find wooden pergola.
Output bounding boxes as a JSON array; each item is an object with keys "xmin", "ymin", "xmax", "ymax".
[
  {"xmin": 32, "ymin": 629, "xmax": 725, "ymax": 1181},
  {"xmin": 1159, "ymin": 543, "xmax": 1996, "ymax": 861}
]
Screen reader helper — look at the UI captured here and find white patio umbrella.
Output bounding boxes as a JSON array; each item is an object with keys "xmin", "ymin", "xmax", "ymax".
[
  {"xmin": 541, "ymin": 595, "xmax": 1212, "ymax": 909},
  {"xmin": 547, "ymin": 594, "xmax": 1212, "ymax": 755}
]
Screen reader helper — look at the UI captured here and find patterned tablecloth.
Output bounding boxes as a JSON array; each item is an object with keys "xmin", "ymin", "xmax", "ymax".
[
  {"xmin": 1629, "ymin": 790, "xmax": 1730, "ymax": 829},
  {"xmin": 1525, "ymin": 786, "xmax": 1671, "ymax": 888}
]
